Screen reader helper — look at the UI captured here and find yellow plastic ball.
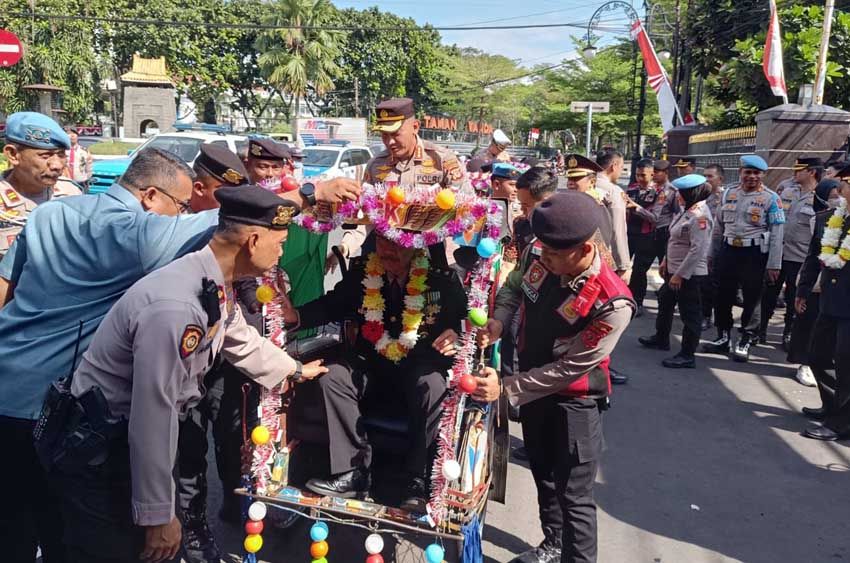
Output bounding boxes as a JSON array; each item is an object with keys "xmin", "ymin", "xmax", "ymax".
[
  {"xmin": 435, "ymin": 189, "xmax": 456, "ymax": 210},
  {"xmin": 310, "ymin": 540, "xmax": 329, "ymax": 558},
  {"xmin": 255, "ymin": 285, "xmax": 276, "ymax": 304},
  {"xmin": 387, "ymin": 186, "xmax": 406, "ymax": 205},
  {"xmin": 244, "ymin": 534, "xmax": 263, "ymax": 553},
  {"xmin": 251, "ymin": 426, "xmax": 271, "ymax": 446}
]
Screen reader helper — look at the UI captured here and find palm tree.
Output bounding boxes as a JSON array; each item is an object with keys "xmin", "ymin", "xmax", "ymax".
[{"xmin": 256, "ymin": 0, "xmax": 342, "ymax": 119}]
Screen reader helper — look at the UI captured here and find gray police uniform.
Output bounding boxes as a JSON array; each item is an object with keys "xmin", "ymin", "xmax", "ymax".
[
  {"xmin": 760, "ymin": 185, "xmax": 815, "ymax": 341},
  {"xmin": 628, "ymin": 180, "xmax": 679, "ymax": 307},
  {"xmin": 654, "ymin": 201, "xmax": 713, "ymax": 357},
  {"xmin": 53, "ymin": 246, "xmax": 296, "ymax": 561},
  {"xmin": 711, "ymin": 184, "xmax": 785, "ymax": 342}
]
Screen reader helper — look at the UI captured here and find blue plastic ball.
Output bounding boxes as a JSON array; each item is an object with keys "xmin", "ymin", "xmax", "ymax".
[
  {"xmin": 425, "ymin": 543, "xmax": 445, "ymax": 563},
  {"xmin": 476, "ymin": 238, "xmax": 497, "ymax": 259},
  {"xmin": 310, "ymin": 521, "xmax": 329, "ymax": 542}
]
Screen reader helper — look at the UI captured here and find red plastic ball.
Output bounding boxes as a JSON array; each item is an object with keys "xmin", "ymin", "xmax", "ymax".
[
  {"xmin": 245, "ymin": 520, "xmax": 264, "ymax": 535},
  {"xmin": 281, "ymin": 176, "xmax": 300, "ymax": 192},
  {"xmin": 459, "ymin": 374, "xmax": 477, "ymax": 394},
  {"xmin": 366, "ymin": 555, "xmax": 384, "ymax": 563}
]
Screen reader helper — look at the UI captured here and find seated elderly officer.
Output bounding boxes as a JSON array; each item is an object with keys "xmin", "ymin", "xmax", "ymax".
[
  {"xmin": 46, "ymin": 186, "xmax": 326, "ymax": 563},
  {"xmin": 281, "ymin": 233, "xmax": 468, "ymax": 510}
]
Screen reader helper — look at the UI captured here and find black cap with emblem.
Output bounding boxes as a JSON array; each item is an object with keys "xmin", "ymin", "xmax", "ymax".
[
  {"xmin": 672, "ymin": 156, "xmax": 697, "ymax": 168},
  {"xmin": 248, "ymin": 138, "xmax": 291, "ymax": 161},
  {"xmin": 194, "ymin": 144, "xmax": 249, "ymax": 186},
  {"xmin": 215, "ymin": 185, "xmax": 300, "ymax": 230},
  {"xmin": 531, "ymin": 191, "xmax": 606, "ymax": 249},
  {"xmin": 564, "ymin": 153, "xmax": 603, "ymax": 179},
  {"xmin": 792, "ymin": 157, "xmax": 824, "ymax": 171},
  {"xmin": 373, "ymin": 98, "xmax": 415, "ymax": 133}
]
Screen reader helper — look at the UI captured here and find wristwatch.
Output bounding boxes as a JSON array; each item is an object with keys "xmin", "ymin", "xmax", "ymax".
[
  {"xmin": 290, "ymin": 361, "xmax": 305, "ymax": 384},
  {"xmin": 299, "ymin": 182, "xmax": 317, "ymax": 207}
]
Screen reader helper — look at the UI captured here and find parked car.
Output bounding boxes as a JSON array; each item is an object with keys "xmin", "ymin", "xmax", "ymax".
[
  {"xmin": 301, "ymin": 144, "xmax": 373, "ymax": 180},
  {"xmin": 89, "ymin": 124, "xmax": 247, "ymax": 194}
]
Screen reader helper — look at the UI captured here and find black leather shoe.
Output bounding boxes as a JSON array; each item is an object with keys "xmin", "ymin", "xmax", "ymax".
[
  {"xmin": 306, "ymin": 467, "xmax": 370, "ymax": 499},
  {"xmin": 755, "ymin": 331, "xmax": 767, "ymax": 346},
  {"xmin": 702, "ymin": 330, "xmax": 730, "ymax": 353},
  {"xmin": 509, "ymin": 540, "xmax": 562, "ymax": 563},
  {"xmin": 662, "ymin": 354, "xmax": 696, "ymax": 369},
  {"xmin": 802, "ymin": 406, "xmax": 828, "ymax": 421},
  {"xmin": 634, "ymin": 306, "xmax": 644, "ymax": 318},
  {"xmin": 731, "ymin": 336, "xmax": 752, "ymax": 362},
  {"xmin": 182, "ymin": 517, "xmax": 223, "ymax": 563},
  {"xmin": 803, "ymin": 425, "xmax": 849, "ymax": 441},
  {"xmin": 781, "ymin": 332, "xmax": 792, "ymax": 352},
  {"xmin": 638, "ymin": 334, "xmax": 670, "ymax": 350},
  {"xmin": 610, "ymin": 368, "xmax": 629, "ymax": 385},
  {"xmin": 400, "ymin": 477, "xmax": 429, "ymax": 513}
]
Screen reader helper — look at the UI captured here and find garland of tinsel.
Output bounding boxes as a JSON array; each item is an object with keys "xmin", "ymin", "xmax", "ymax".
[{"xmin": 426, "ymin": 251, "xmax": 495, "ymax": 527}]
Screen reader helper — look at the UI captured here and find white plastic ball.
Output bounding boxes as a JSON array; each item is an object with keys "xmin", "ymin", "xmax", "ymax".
[
  {"xmin": 364, "ymin": 533, "xmax": 384, "ymax": 555},
  {"xmin": 248, "ymin": 501, "xmax": 267, "ymax": 521},
  {"xmin": 442, "ymin": 459, "xmax": 462, "ymax": 481}
]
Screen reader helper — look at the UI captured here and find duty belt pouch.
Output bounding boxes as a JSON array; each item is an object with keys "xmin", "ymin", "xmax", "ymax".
[
  {"xmin": 33, "ymin": 377, "xmax": 77, "ymax": 471},
  {"xmin": 52, "ymin": 386, "xmax": 127, "ymax": 470}
]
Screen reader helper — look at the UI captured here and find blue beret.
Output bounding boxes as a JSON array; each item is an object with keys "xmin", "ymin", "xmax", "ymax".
[
  {"xmin": 5, "ymin": 112, "xmax": 71, "ymax": 150},
  {"xmin": 672, "ymin": 174, "xmax": 707, "ymax": 190},
  {"xmin": 740, "ymin": 154, "xmax": 768, "ymax": 171},
  {"xmin": 215, "ymin": 184, "xmax": 300, "ymax": 230},
  {"xmin": 491, "ymin": 162, "xmax": 520, "ymax": 180},
  {"xmin": 531, "ymin": 191, "xmax": 605, "ymax": 249}
]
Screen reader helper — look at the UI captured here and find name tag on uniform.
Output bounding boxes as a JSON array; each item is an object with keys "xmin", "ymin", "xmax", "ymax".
[{"xmin": 416, "ymin": 174, "xmax": 441, "ymax": 185}]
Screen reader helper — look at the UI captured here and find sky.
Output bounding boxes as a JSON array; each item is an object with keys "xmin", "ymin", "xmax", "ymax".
[{"xmin": 332, "ymin": 0, "xmax": 637, "ymax": 67}]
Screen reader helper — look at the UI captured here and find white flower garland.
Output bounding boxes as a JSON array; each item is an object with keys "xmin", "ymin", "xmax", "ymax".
[{"xmin": 819, "ymin": 198, "xmax": 850, "ymax": 269}]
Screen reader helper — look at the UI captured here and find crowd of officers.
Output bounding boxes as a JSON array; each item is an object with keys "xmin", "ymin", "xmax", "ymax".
[{"xmin": 0, "ymin": 101, "xmax": 847, "ymax": 563}]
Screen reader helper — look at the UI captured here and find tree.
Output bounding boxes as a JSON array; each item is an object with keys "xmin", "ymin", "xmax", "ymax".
[{"xmin": 256, "ymin": 0, "xmax": 342, "ymax": 121}]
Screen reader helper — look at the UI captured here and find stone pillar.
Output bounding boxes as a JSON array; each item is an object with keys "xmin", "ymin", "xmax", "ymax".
[
  {"xmin": 122, "ymin": 85, "xmax": 177, "ymax": 138},
  {"xmin": 666, "ymin": 125, "xmax": 709, "ymax": 164},
  {"xmin": 756, "ymin": 103, "xmax": 850, "ymax": 188}
]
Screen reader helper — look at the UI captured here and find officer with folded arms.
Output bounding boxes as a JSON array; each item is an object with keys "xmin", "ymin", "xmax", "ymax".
[{"xmin": 703, "ymin": 155, "xmax": 784, "ymax": 362}]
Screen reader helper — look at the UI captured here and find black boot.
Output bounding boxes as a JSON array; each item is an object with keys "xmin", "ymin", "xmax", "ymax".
[
  {"xmin": 802, "ymin": 406, "xmax": 828, "ymax": 420},
  {"xmin": 702, "ymin": 330, "xmax": 730, "ymax": 353},
  {"xmin": 509, "ymin": 537, "xmax": 562, "ymax": 563},
  {"xmin": 400, "ymin": 476, "xmax": 429, "ymax": 513},
  {"xmin": 306, "ymin": 467, "xmax": 370, "ymax": 499},
  {"xmin": 731, "ymin": 334, "xmax": 753, "ymax": 362},
  {"xmin": 182, "ymin": 516, "xmax": 223, "ymax": 563},
  {"xmin": 638, "ymin": 334, "xmax": 670, "ymax": 350},
  {"xmin": 662, "ymin": 354, "xmax": 696, "ymax": 369}
]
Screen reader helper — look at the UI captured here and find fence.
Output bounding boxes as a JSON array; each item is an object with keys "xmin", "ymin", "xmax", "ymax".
[{"xmin": 686, "ymin": 126, "xmax": 757, "ymax": 185}]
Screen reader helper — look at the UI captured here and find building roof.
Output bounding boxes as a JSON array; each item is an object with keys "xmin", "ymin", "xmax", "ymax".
[{"xmin": 120, "ymin": 55, "xmax": 173, "ymax": 85}]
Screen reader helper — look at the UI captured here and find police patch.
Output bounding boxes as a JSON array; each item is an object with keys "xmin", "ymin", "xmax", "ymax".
[
  {"xmin": 179, "ymin": 324, "xmax": 204, "ymax": 359},
  {"xmin": 557, "ymin": 296, "xmax": 580, "ymax": 324},
  {"xmin": 581, "ymin": 320, "xmax": 613, "ymax": 349},
  {"xmin": 524, "ymin": 262, "xmax": 548, "ymax": 289}
]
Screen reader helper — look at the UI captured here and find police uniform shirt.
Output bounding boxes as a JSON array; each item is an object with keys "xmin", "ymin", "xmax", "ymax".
[
  {"xmin": 493, "ymin": 245, "xmax": 633, "ymax": 407},
  {"xmin": 630, "ymin": 180, "xmax": 679, "ymax": 229},
  {"xmin": 0, "ymin": 183, "xmax": 218, "ymax": 421},
  {"xmin": 71, "ymin": 245, "xmax": 296, "ymax": 526},
  {"xmin": 0, "ymin": 172, "xmax": 82, "ymax": 257},
  {"xmin": 778, "ymin": 185, "xmax": 816, "ymax": 263},
  {"xmin": 474, "ymin": 145, "xmax": 510, "ymax": 163},
  {"xmin": 363, "ymin": 137, "xmax": 464, "ymax": 188},
  {"xmin": 594, "ymin": 175, "xmax": 631, "ymax": 271},
  {"xmin": 715, "ymin": 184, "xmax": 785, "ymax": 269},
  {"xmin": 666, "ymin": 200, "xmax": 713, "ymax": 278}
]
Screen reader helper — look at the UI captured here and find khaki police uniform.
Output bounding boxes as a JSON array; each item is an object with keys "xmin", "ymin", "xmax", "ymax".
[
  {"xmin": 595, "ymin": 175, "xmax": 631, "ymax": 274},
  {"xmin": 474, "ymin": 145, "xmax": 511, "ymax": 163},
  {"xmin": 363, "ymin": 137, "xmax": 463, "ymax": 187}
]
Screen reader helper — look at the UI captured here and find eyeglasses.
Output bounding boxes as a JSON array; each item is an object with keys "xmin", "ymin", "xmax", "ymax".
[{"xmin": 153, "ymin": 187, "xmax": 192, "ymax": 214}]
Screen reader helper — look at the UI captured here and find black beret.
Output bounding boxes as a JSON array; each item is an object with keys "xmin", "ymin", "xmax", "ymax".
[
  {"xmin": 215, "ymin": 184, "xmax": 300, "ymax": 230},
  {"xmin": 636, "ymin": 157, "xmax": 654, "ymax": 168},
  {"xmin": 653, "ymin": 160, "xmax": 671, "ymax": 171},
  {"xmin": 248, "ymin": 138, "xmax": 290, "ymax": 161},
  {"xmin": 531, "ymin": 191, "xmax": 605, "ymax": 249},
  {"xmin": 194, "ymin": 144, "xmax": 249, "ymax": 186}
]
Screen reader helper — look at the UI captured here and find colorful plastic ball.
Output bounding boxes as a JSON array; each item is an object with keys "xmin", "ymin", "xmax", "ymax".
[
  {"xmin": 476, "ymin": 238, "xmax": 497, "ymax": 259},
  {"xmin": 255, "ymin": 284, "xmax": 276, "ymax": 304},
  {"xmin": 310, "ymin": 521, "xmax": 329, "ymax": 542},
  {"xmin": 366, "ymin": 555, "xmax": 384, "ymax": 563},
  {"xmin": 281, "ymin": 176, "xmax": 300, "ymax": 192},
  {"xmin": 311, "ymin": 558, "xmax": 328, "ymax": 563},
  {"xmin": 364, "ymin": 533, "xmax": 384, "ymax": 555},
  {"xmin": 387, "ymin": 186, "xmax": 405, "ymax": 205},
  {"xmin": 425, "ymin": 543, "xmax": 445, "ymax": 563},
  {"xmin": 468, "ymin": 307, "xmax": 488, "ymax": 327},
  {"xmin": 245, "ymin": 520, "xmax": 264, "ymax": 535},
  {"xmin": 459, "ymin": 374, "xmax": 478, "ymax": 394},
  {"xmin": 248, "ymin": 501, "xmax": 267, "ymax": 521},
  {"xmin": 251, "ymin": 425, "xmax": 271, "ymax": 446},
  {"xmin": 244, "ymin": 534, "xmax": 263, "ymax": 553},
  {"xmin": 435, "ymin": 189, "xmax": 456, "ymax": 210},
  {"xmin": 442, "ymin": 459, "xmax": 461, "ymax": 481},
  {"xmin": 310, "ymin": 540, "xmax": 329, "ymax": 558}
]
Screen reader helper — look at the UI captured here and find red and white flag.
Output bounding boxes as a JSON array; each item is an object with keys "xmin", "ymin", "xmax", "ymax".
[
  {"xmin": 631, "ymin": 20, "xmax": 681, "ymax": 133},
  {"xmin": 763, "ymin": 0, "xmax": 788, "ymax": 103}
]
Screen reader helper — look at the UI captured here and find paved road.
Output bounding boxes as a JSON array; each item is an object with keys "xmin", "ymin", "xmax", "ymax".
[{"xmin": 201, "ymin": 270, "xmax": 849, "ymax": 563}]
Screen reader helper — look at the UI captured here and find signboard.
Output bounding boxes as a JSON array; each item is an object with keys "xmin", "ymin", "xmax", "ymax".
[
  {"xmin": 0, "ymin": 30, "xmax": 23, "ymax": 68},
  {"xmin": 570, "ymin": 101, "xmax": 610, "ymax": 113},
  {"xmin": 530, "ymin": 128, "xmax": 540, "ymax": 140}
]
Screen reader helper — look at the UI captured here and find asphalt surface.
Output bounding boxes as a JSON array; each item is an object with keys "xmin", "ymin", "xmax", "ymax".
[{"xmin": 198, "ymin": 267, "xmax": 849, "ymax": 563}]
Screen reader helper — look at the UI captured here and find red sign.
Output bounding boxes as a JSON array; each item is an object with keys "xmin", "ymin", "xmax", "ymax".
[{"xmin": 0, "ymin": 30, "xmax": 23, "ymax": 68}]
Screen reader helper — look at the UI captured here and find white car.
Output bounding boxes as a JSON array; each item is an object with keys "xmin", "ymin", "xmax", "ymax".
[{"xmin": 301, "ymin": 144, "xmax": 373, "ymax": 180}]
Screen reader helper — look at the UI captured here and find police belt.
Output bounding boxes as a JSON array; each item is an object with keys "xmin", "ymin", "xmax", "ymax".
[{"xmin": 724, "ymin": 236, "xmax": 764, "ymax": 248}]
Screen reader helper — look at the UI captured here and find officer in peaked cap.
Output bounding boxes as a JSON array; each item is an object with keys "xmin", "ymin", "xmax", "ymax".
[
  {"xmin": 190, "ymin": 143, "xmax": 249, "ymax": 212},
  {"xmin": 1, "ymin": 112, "xmax": 82, "ymax": 259},
  {"xmin": 672, "ymin": 156, "xmax": 697, "ymax": 177},
  {"xmin": 475, "ymin": 128, "xmax": 512, "ymax": 163},
  {"xmin": 245, "ymin": 138, "xmax": 291, "ymax": 189}
]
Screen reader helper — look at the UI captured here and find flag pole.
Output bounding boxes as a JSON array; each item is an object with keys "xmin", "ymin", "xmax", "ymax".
[{"xmin": 813, "ymin": 0, "xmax": 836, "ymax": 106}]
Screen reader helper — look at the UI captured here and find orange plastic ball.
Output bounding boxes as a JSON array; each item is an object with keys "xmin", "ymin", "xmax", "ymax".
[
  {"xmin": 387, "ymin": 186, "xmax": 405, "ymax": 205},
  {"xmin": 310, "ymin": 540, "xmax": 329, "ymax": 558},
  {"xmin": 435, "ymin": 189, "xmax": 456, "ymax": 210}
]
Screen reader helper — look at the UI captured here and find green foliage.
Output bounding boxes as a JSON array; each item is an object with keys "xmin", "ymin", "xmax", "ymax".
[{"xmin": 87, "ymin": 140, "xmax": 141, "ymax": 155}]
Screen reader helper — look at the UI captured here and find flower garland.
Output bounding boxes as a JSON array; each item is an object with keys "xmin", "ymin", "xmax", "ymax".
[
  {"xmin": 292, "ymin": 183, "xmax": 503, "ymax": 249},
  {"xmin": 819, "ymin": 198, "xmax": 850, "ymax": 269},
  {"xmin": 361, "ymin": 251, "xmax": 430, "ymax": 363}
]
